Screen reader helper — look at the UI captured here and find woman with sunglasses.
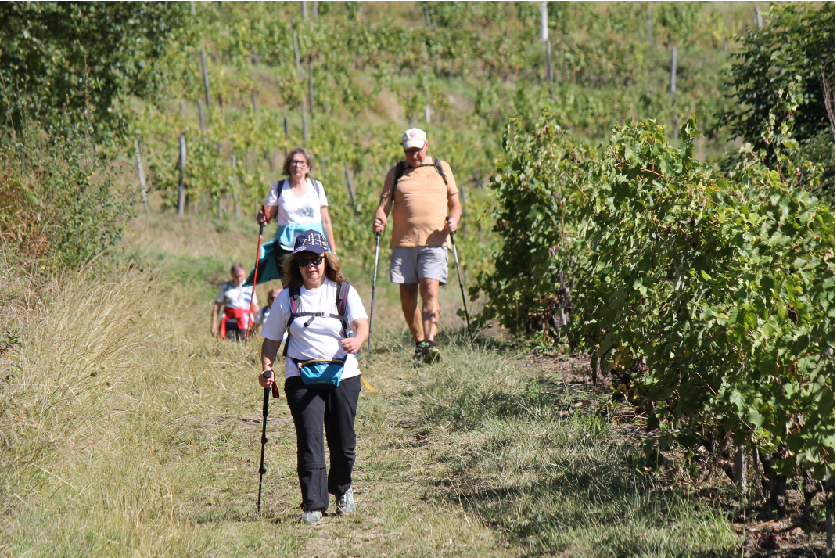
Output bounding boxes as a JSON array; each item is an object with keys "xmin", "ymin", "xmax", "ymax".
[
  {"xmin": 255, "ymin": 148, "xmax": 338, "ymax": 282},
  {"xmin": 258, "ymin": 230, "xmax": 369, "ymax": 525}
]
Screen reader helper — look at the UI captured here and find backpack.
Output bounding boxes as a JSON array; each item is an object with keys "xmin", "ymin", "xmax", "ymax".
[
  {"xmin": 391, "ymin": 157, "xmax": 448, "ymax": 204},
  {"xmin": 282, "ymin": 280, "xmax": 351, "ymax": 357}
]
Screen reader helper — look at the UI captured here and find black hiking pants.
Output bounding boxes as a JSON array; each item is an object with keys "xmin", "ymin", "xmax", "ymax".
[{"xmin": 284, "ymin": 375, "xmax": 361, "ymax": 512}]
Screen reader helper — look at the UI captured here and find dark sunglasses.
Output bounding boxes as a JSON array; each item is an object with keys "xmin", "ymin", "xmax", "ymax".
[{"xmin": 296, "ymin": 256, "xmax": 324, "ymax": 267}]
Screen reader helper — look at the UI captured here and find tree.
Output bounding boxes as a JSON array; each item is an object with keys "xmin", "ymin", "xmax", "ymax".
[
  {"xmin": 0, "ymin": 2, "xmax": 191, "ymax": 139},
  {"xmin": 717, "ymin": 3, "xmax": 834, "ymax": 199}
]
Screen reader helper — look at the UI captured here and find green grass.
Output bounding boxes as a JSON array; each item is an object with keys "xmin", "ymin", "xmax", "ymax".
[{"xmin": 0, "ymin": 214, "xmax": 744, "ymax": 557}]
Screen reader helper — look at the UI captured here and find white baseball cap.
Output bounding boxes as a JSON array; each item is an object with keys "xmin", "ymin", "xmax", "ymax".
[{"xmin": 402, "ymin": 128, "xmax": 427, "ymax": 150}]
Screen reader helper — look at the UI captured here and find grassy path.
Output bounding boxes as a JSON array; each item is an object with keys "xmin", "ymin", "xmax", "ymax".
[{"xmin": 9, "ymin": 215, "xmax": 827, "ymax": 556}]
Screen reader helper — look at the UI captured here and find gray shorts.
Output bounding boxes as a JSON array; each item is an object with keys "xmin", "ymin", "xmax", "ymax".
[{"xmin": 390, "ymin": 246, "xmax": 448, "ymax": 284}]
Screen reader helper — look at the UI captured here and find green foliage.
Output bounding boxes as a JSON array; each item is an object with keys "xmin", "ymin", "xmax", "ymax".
[
  {"xmin": 475, "ymin": 111, "xmax": 590, "ymax": 336},
  {"xmin": 718, "ymin": 2, "xmax": 834, "ymax": 194},
  {"xmin": 0, "ymin": 326, "xmax": 22, "ymax": 357},
  {"xmin": 0, "ymin": 2, "xmax": 191, "ymax": 139},
  {"xmin": 482, "ymin": 108, "xmax": 834, "ymax": 479},
  {"xmin": 0, "ymin": 123, "xmax": 132, "ymax": 269},
  {"xmin": 571, "ymin": 117, "xmax": 833, "ymax": 479}
]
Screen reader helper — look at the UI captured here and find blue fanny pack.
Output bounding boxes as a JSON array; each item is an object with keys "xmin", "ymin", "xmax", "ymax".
[
  {"xmin": 293, "ymin": 356, "xmax": 346, "ymax": 389},
  {"xmin": 282, "ymin": 281, "xmax": 353, "ymax": 389}
]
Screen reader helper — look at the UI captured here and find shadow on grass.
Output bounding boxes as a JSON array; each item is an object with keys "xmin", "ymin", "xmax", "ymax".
[
  {"xmin": 408, "ymin": 350, "xmax": 740, "ymax": 556},
  {"xmin": 434, "ymin": 458, "xmax": 737, "ymax": 557}
]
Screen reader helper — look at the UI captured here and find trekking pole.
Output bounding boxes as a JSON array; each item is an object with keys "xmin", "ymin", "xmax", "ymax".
[
  {"xmin": 257, "ymin": 370, "xmax": 277, "ymax": 513},
  {"xmin": 447, "ymin": 217, "xmax": 473, "ymax": 343},
  {"xmin": 246, "ymin": 219, "xmax": 265, "ymax": 340},
  {"xmin": 367, "ymin": 231, "xmax": 381, "ymax": 369}
]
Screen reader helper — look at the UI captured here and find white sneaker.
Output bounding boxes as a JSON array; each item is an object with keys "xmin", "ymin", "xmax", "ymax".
[{"xmin": 299, "ymin": 510, "xmax": 322, "ymax": 525}]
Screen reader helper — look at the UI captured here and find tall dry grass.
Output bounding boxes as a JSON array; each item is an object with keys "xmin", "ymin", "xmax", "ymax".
[{"xmin": 0, "ymin": 254, "xmax": 273, "ymax": 555}]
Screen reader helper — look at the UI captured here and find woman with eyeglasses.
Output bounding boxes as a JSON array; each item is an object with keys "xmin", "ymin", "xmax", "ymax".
[
  {"xmin": 258, "ymin": 229, "xmax": 368, "ymax": 525},
  {"xmin": 255, "ymin": 147, "xmax": 338, "ymax": 282}
]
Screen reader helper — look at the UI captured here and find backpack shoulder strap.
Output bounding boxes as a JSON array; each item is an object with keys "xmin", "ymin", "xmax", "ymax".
[
  {"xmin": 432, "ymin": 157, "xmax": 448, "ymax": 185},
  {"xmin": 392, "ymin": 161, "xmax": 408, "ymax": 204},
  {"xmin": 282, "ymin": 282, "xmax": 351, "ymax": 356},
  {"xmin": 282, "ymin": 284, "xmax": 302, "ymax": 357},
  {"xmin": 336, "ymin": 281, "xmax": 350, "ymax": 337}
]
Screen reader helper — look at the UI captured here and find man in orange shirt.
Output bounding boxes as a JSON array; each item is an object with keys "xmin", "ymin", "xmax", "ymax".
[{"xmin": 372, "ymin": 129, "xmax": 462, "ymax": 364}]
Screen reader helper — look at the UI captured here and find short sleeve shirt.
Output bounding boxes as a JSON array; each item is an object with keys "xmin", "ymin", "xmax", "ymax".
[
  {"xmin": 264, "ymin": 178, "xmax": 328, "ymax": 226},
  {"xmin": 386, "ymin": 160, "xmax": 458, "ymax": 249},
  {"xmin": 261, "ymin": 278, "xmax": 368, "ymax": 380},
  {"xmin": 215, "ymin": 281, "xmax": 257, "ymax": 309},
  {"xmin": 215, "ymin": 281, "xmax": 257, "ymax": 327}
]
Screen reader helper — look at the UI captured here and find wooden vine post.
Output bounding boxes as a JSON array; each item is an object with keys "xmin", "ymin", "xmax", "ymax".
[
  {"xmin": 309, "ymin": 56, "xmax": 314, "ymax": 118},
  {"xmin": 670, "ymin": 47, "xmax": 677, "ymax": 140},
  {"xmin": 546, "ymin": 40, "xmax": 554, "ymax": 100},
  {"xmin": 198, "ymin": 99, "xmax": 205, "ymax": 134},
  {"xmin": 734, "ymin": 446, "xmax": 747, "ymax": 492},
  {"xmin": 344, "ymin": 163, "xmax": 356, "ymax": 208},
  {"xmin": 134, "ymin": 137, "xmax": 149, "ymax": 213},
  {"xmin": 302, "ymin": 97, "xmax": 308, "ymax": 143},
  {"xmin": 201, "ymin": 49, "xmax": 211, "ymax": 109},
  {"xmin": 177, "ymin": 132, "xmax": 186, "ymax": 216},
  {"xmin": 423, "ymin": 42, "xmax": 430, "ymax": 124},
  {"xmin": 293, "ymin": 31, "xmax": 302, "ymax": 78}
]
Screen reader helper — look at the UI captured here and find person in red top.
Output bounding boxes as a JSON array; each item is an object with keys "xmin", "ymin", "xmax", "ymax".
[
  {"xmin": 372, "ymin": 128, "xmax": 462, "ymax": 363},
  {"xmin": 211, "ymin": 263, "xmax": 259, "ymax": 340}
]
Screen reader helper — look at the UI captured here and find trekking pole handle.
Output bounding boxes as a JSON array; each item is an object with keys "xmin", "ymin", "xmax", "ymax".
[
  {"xmin": 262, "ymin": 369, "xmax": 279, "ymax": 399},
  {"xmin": 259, "ymin": 222, "xmax": 264, "ymax": 236}
]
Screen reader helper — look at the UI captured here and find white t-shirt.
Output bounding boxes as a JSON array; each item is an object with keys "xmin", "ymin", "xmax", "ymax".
[
  {"xmin": 264, "ymin": 178, "xmax": 328, "ymax": 226},
  {"xmin": 215, "ymin": 281, "xmax": 257, "ymax": 327},
  {"xmin": 261, "ymin": 278, "xmax": 368, "ymax": 380}
]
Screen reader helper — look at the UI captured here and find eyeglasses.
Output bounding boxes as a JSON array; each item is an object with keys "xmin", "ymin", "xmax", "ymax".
[
  {"xmin": 296, "ymin": 256, "xmax": 324, "ymax": 267},
  {"xmin": 290, "ymin": 160, "xmax": 308, "ymax": 166}
]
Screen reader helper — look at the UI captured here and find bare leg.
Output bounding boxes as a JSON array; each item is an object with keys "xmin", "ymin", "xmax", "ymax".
[
  {"xmin": 419, "ymin": 278, "xmax": 440, "ymax": 342},
  {"xmin": 399, "ymin": 283, "xmax": 423, "ymax": 342}
]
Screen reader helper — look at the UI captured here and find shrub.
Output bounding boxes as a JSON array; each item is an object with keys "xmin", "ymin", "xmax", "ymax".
[{"xmin": 0, "ymin": 122, "xmax": 133, "ymax": 270}]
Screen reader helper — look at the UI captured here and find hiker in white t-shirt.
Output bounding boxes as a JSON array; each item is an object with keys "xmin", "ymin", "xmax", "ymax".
[
  {"xmin": 255, "ymin": 148, "xmax": 338, "ymax": 284},
  {"xmin": 258, "ymin": 230, "xmax": 368, "ymax": 525},
  {"xmin": 211, "ymin": 263, "xmax": 259, "ymax": 340}
]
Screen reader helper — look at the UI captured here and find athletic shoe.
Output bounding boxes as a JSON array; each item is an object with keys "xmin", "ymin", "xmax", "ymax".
[
  {"xmin": 423, "ymin": 341, "xmax": 441, "ymax": 364},
  {"xmin": 299, "ymin": 510, "xmax": 322, "ymax": 525},
  {"xmin": 336, "ymin": 488, "xmax": 355, "ymax": 516},
  {"xmin": 413, "ymin": 341, "xmax": 428, "ymax": 364}
]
